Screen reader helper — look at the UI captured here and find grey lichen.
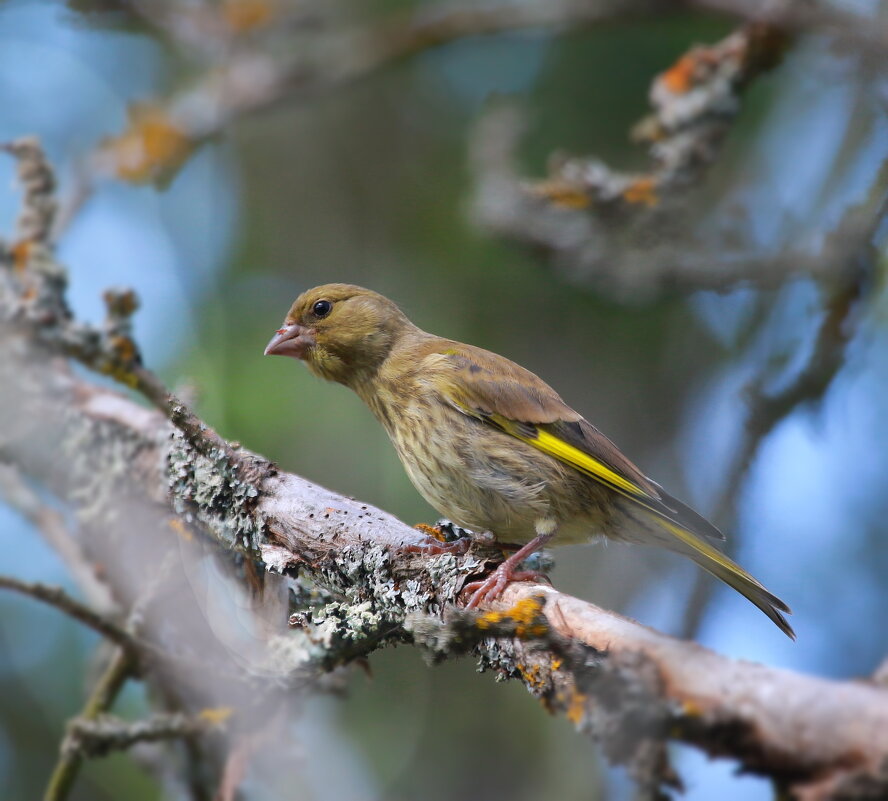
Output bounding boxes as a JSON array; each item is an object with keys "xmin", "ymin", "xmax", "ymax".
[
  {"xmin": 266, "ymin": 536, "xmax": 491, "ymax": 672},
  {"xmin": 270, "ymin": 588, "xmax": 404, "ymax": 674},
  {"xmin": 313, "ymin": 600, "xmax": 391, "ymax": 648},
  {"xmin": 425, "ymin": 552, "xmax": 485, "ymax": 610},
  {"xmin": 166, "ymin": 430, "xmax": 264, "ymax": 553},
  {"xmin": 310, "ymin": 543, "xmax": 408, "ymax": 653},
  {"xmin": 61, "ymin": 407, "xmax": 154, "ymax": 531}
]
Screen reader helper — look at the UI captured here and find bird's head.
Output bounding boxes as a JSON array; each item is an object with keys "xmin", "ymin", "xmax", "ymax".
[{"xmin": 264, "ymin": 284, "xmax": 414, "ymax": 385}]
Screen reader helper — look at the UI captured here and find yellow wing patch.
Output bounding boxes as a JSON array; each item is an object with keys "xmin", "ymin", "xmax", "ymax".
[
  {"xmin": 446, "ymin": 393, "xmax": 651, "ymax": 501},
  {"xmin": 491, "ymin": 415, "xmax": 647, "ymax": 498}
]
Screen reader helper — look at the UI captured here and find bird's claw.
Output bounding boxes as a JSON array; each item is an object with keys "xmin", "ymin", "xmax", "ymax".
[{"xmin": 462, "ymin": 567, "xmax": 549, "ymax": 609}]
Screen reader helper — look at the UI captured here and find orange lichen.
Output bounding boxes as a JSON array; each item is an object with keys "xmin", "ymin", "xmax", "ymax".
[
  {"xmin": 99, "ymin": 361, "xmax": 139, "ymax": 389},
  {"xmin": 681, "ymin": 699, "xmax": 703, "ymax": 717},
  {"xmin": 222, "ymin": 0, "xmax": 276, "ymax": 33},
  {"xmin": 103, "ymin": 288, "xmax": 139, "ymax": 317},
  {"xmin": 565, "ymin": 690, "xmax": 588, "ymax": 726},
  {"xmin": 11, "ymin": 240, "xmax": 32, "ymax": 272},
  {"xmin": 199, "ymin": 707, "xmax": 233, "ymax": 728},
  {"xmin": 168, "ymin": 517, "xmax": 193, "ymax": 542},
  {"xmin": 660, "ymin": 53, "xmax": 699, "ymax": 94},
  {"xmin": 476, "ymin": 596, "xmax": 548, "ymax": 639},
  {"xmin": 101, "ymin": 104, "xmax": 193, "ymax": 184},
  {"xmin": 414, "ymin": 522, "xmax": 448, "ymax": 542},
  {"xmin": 529, "ymin": 180, "xmax": 590, "ymax": 209},
  {"xmin": 108, "ymin": 335, "xmax": 138, "ymax": 364},
  {"xmin": 516, "ymin": 662, "xmax": 548, "ymax": 694},
  {"xmin": 622, "ymin": 177, "xmax": 659, "ymax": 207}
]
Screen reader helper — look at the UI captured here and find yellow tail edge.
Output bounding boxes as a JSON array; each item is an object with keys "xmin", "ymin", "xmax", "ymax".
[{"xmin": 656, "ymin": 517, "xmax": 796, "ymax": 640}]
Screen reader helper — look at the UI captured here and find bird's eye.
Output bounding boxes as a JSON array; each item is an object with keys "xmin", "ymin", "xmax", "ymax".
[{"xmin": 312, "ymin": 300, "xmax": 332, "ymax": 318}]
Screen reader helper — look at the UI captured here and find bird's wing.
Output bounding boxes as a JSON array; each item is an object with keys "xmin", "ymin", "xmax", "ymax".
[{"xmin": 433, "ymin": 344, "xmax": 724, "ymax": 542}]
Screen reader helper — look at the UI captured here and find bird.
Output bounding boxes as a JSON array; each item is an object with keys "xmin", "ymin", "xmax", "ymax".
[{"xmin": 264, "ymin": 283, "xmax": 794, "ymax": 638}]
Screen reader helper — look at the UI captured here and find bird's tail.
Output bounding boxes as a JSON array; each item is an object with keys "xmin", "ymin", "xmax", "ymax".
[{"xmin": 651, "ymin": 515, "xmax": 795, "ymax": 640}]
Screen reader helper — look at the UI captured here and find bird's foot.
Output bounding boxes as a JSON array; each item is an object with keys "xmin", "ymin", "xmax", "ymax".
[
  {"xmin": 463, "ymin": 567, "xmax": 550, "ymax": 610},
  {"xmin": 462, "ymin": 529, "xmax": 556, "ymax": 609}
]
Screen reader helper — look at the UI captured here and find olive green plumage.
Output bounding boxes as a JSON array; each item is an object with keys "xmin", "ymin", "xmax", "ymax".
[{"xmin": 265, "ymin": 283, "xmax": 794, "ymax": 638}]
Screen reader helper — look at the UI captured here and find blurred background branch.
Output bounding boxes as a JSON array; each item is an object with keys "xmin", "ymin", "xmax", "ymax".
[
  {"xmin": 0, "ymin": 575, "xmax": 137, "ymax": 652},
  {"xmin": 471, "ymin": 36, "xmax": 887, "ymax": 296}
]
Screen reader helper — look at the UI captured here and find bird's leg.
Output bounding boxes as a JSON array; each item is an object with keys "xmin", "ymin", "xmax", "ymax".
[{"xmin": 463, "ymin": 530, "xmax": 555, "ymax": 610}]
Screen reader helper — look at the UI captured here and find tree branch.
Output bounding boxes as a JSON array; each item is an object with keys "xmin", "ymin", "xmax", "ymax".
[
  {"xmin": 0, "ymin": 576, "xmax": 138, "ymax": 653},
  {"xmin": 63, "ymin": 711, "xmax": 222, "ymax": 759},
  {"xmin": 45, "ymin": 648, "xmax": 136, "ymax": 801},
  {"xmin": 679, "ymin": 176, "xmax": 883, "ymax": 638},
  {"xmin": 0, "ymin": 463, "xmax": 116, "ymax": 612},
  {"xmin": 470, "ymin": 22, "xmax": 887, "ymax": 297}
]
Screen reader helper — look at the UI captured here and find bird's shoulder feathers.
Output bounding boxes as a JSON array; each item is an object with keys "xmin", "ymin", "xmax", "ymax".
[{"xmin": 405, "ymin": 341, "xmax": 659, "ymax": 498}]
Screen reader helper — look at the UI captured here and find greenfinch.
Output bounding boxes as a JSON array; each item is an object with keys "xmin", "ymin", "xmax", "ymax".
[{"xmin": 265, "ymin": 284, "xmax": 793, "ymax": 638}]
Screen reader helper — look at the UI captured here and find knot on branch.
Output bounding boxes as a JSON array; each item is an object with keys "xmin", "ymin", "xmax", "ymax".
[{"xmin": 102, "ymin": 287, "xmax": 143, "ymax": 372}]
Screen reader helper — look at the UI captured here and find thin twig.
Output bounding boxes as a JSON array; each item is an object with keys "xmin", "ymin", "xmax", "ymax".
[
  {"xmin": 0, "ymin": 575, "xmax": 138, "ymax": 653},
  {"xmin": 0, "ymin": 137, "xmax": 56, "ymax": 245},
  {"xmin": 526, "ymin": 23, "xmax": 789, "ymax": 209},
  {"xmin": 44, "ymin": 648, "xmax": 136, "ymax": 801},
  {"xmin": 64, "ymin": 712, "xmax": 205, "ymax": 758},
  {"xmin": 0, "ymin": 140, "xmax": 265, "ymax": 482},
  {"xmin": 41, "ymin": 551, "xmax": 185, "ymax": 801},
  {"xmin": 0, "ymin": 464, "xmax": 116, "ymax": 612}
]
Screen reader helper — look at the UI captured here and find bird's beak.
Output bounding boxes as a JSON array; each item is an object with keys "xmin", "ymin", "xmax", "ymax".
[{"xmin": 264, "ymin": 323, "xmax": 314, "ymax": 359}]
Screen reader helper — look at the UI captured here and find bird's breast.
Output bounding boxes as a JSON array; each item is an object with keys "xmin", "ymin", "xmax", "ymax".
[{"xmin": 362, "ymin": 388, "xmax": 608, "ymax": 542}]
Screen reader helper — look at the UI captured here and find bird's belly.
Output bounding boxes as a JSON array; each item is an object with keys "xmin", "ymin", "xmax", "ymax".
[
  {"xmin": 401, "ymin": 451, "xmax": 543, "ymax": 541},
  {"xmin": 385, "ymin": 405, "xmax": 607, "ymax": 543}
]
